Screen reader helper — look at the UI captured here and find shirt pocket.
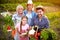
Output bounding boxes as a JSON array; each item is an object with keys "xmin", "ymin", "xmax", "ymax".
[{"xmin": 34, "ymin": 20, "xmax": 39, "ymax": 25}]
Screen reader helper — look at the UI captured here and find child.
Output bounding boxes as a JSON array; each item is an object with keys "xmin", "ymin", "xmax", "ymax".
[{"xmin": 15, "ymin": 16, "xmax": 30, "ymax": 40}]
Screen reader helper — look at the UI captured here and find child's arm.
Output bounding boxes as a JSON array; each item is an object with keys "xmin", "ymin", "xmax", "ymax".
[{"xmin": 16, "ymin": 28, "xmax": 21, "ymax": 34}]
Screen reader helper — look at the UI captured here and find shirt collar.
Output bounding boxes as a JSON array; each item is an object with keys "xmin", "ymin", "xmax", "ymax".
[
  {"xmin": 36, "ymin": 15, "xmax": 45, "ymax": 20},
  {"xmin": 16, "ymin": 12, "xmax": 24, "ymax": 17},
  {"xmin": 26, "ymin": 10, "xmax": 34, "ymax": 13}
]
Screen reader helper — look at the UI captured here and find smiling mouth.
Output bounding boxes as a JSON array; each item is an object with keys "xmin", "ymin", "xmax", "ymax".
[{"xmin": 38, "ymin": 14, "xmax": 42, "ymax": 15}]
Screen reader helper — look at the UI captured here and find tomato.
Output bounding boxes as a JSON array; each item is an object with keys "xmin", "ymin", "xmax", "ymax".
[{"xmin": 7, "ymin": 26, "xmax": 11, "ymax": 30}]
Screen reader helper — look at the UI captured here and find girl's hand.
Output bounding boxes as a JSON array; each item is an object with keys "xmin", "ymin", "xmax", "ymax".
[
  {"xmin": 19, "ymin": 32, "xmax": 28, "ymax": 37},
  {"xmin": 19, "ymin": 31, "xmax": 22, "ymax": 34}
]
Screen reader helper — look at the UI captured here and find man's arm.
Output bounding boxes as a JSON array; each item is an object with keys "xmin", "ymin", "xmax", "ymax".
[{"xmin": 45, "ymin": 18, "xmax": 50, "ymax": 28}]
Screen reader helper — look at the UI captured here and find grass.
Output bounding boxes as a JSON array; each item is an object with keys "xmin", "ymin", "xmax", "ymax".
[{"xmin": 45, "ymin": 11, "xmax": 60, "ymax": 28}]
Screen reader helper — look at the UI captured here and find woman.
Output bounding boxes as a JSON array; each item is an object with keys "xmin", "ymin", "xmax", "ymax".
[
  {"xmin": 15, "ymin": 16, "xmax": 30, "ymax": 40},
  {"xmin": 12, "ymin": 5, "xmax": 24, "ymax": 40}
]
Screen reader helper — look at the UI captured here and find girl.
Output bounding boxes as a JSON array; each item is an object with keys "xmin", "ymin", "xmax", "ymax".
[{"xmin": 15, "ymin": 16, "xmax": 30, "ymax": 40}]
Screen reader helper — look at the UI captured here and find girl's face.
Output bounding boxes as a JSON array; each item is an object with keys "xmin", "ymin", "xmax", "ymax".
[{"xmin": 22, "ymin": 18, "xmax": 28, "ymax": 25}]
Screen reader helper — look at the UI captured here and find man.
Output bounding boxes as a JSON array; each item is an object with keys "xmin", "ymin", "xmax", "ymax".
[
  {"xmin": 24, "ymin": 0, "xmax": 36, "ymax": 25},
  {"xmin": 30, "ymin": 6, "xmax": 49, "ymax": 40},
  {"xmin": 12, "ymin": 5, "xmax": 24, "ymax": 40}
]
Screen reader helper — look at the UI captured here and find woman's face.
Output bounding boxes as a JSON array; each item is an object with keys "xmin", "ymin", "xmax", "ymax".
[
  {"xmin": 17, "ymin": 7, "xmax": 23, "ymax": 15},
  {"xmin": 27, "ymin": 4, "xmax": 33, "ymax": 11},
  {"xmin": 36, "ymin": 9, "xmax": 44, "ymax": 17},
  {"xmin": 22, "ymin": 18, "xmax": 28, "ymax": 25}
]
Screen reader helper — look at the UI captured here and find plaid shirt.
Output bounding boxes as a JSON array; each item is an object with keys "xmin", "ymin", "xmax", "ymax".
[{"xmin": 30, "ymin": 15, "xmax": 49, "ymax": 29}]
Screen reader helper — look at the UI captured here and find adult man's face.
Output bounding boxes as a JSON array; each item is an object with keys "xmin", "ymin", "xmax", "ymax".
[
  {"xmin": 36, "ymin": 9, "xmax": 44, "ymax": 17},
  {"xmin": 27, "ymin": 4, "xmax": 33, "ymax": 11}
]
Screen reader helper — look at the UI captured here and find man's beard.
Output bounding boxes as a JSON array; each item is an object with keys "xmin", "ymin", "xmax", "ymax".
[{"xmin": 38, "ymin": 14, "xmax": 42, "ymax": 17}]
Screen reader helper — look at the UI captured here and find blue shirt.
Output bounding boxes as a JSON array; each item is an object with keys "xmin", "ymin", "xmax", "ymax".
[
  {"xmin": 12, "ymin": 13, "xmax": 24, "ymax": 26},
  {"xmin": 24, "ymin": 10, "xmax": 36, "ymax": 25},
  {"xmin": 30, "ymin": 15, "xmax": 49, "ymax": 29}
]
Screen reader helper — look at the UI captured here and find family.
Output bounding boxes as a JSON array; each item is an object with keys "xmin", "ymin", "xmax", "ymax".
[{"xmin": 12, "ymin": 0, "xmax": 49, "ymax": 40}]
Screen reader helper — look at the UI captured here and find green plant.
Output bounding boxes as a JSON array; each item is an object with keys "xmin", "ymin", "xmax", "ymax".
[
  {"xmin": 0, "ymin": 14, "xmax": 14, "ymax": 40},
  {"xmin": 0, "ymin": 3, "xmax": 26, "ymax": 12},
  {"xmin": 45, "ymin": 12, "xmax": 60, "ymax": 28},
  {"xmin": 41, "ymin": 29, "xmax": 57, "ymax": 40},
  {"xmin": 4, "ymin": 14, "xmax": 13, "ymax": 26}
]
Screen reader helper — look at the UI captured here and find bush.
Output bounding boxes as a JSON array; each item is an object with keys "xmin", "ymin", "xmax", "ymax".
[
  {"xmin": 30, "ymin": 29, "xmax": 57, "ymax": 40},
  {"xmin": 0, "ymin": 2, "xmax": 54, "ymax": 12},
  {"xmin": 4, "ymin": 15, "xmax": 14, "ymax": 26},
  {"xmin": 41, "ymin": 29, "xmax": 57, "ymax": 40},
  {"xmin": 45, "ymin": 12, "xmax": 60, "ymax": 21},
  {"xmin": 45, "ymin": 12, "xmax": 60, "ymax": 40},
  {"xmin": 0, "ymin": 4, "xmax": 17, "ymax": 11},
  {"xmin": 0, "ymin": 3, "xmax": 26, "ymax": 12},
  {"xmin": 0, "ymin": 14, "xmax": 14, "ymax": 40},
  {"xmin": 45, "ymin": 12, "xmax": 60, "ymax": 28}
]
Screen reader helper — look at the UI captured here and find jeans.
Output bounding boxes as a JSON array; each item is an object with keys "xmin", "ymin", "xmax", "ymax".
[{"xmin": 14, "ymin": 32, "xmax": 20, "ymax": 40}]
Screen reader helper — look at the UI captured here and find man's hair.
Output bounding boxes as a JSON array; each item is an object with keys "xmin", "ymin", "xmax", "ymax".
[{"xmin": 36, "ymin": 7, "xmax": 44, "ymax": 11}]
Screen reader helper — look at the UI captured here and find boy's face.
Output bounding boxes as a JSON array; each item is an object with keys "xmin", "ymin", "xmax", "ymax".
[{"xmin": 27, "ymin": 4, "xmax": 33, "ymax": 11}]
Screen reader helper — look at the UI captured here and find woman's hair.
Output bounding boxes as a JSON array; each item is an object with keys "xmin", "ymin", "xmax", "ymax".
[
  {"xmin": 16, "ymin": 5, "xmax": 24, "ymax": 11},
  {"xmin": 20, "ymin": 16, "xmax": 28, "ymax": 31}
]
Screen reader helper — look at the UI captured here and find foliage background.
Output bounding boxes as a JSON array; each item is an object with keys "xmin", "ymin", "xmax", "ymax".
[{"xmin": 0, "ymin": 0, "xmax": 60, "ymax": 40}]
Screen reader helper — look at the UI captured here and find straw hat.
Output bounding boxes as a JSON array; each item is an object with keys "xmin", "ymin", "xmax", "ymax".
[
  {"xmin": 36, "ymin": 5, "xmax": 45, "ymax": 11},
  {"xmin": 36, "ymin": 5, "xmax": 44, "ymax": 9},
  {"xmin": 27, "ymin": 0, "xmax": 33, "ymax": 4}
]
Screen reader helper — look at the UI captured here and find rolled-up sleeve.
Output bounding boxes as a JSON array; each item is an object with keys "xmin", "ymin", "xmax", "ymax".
[{"xmin": 45, "ymin": 18, "xmax": 50, "ymax": 28}]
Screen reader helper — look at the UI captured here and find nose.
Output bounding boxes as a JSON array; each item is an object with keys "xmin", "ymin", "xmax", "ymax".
[{"xmin": 38, "ymin": 12, "xmax": 41, "ymax": 14}]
